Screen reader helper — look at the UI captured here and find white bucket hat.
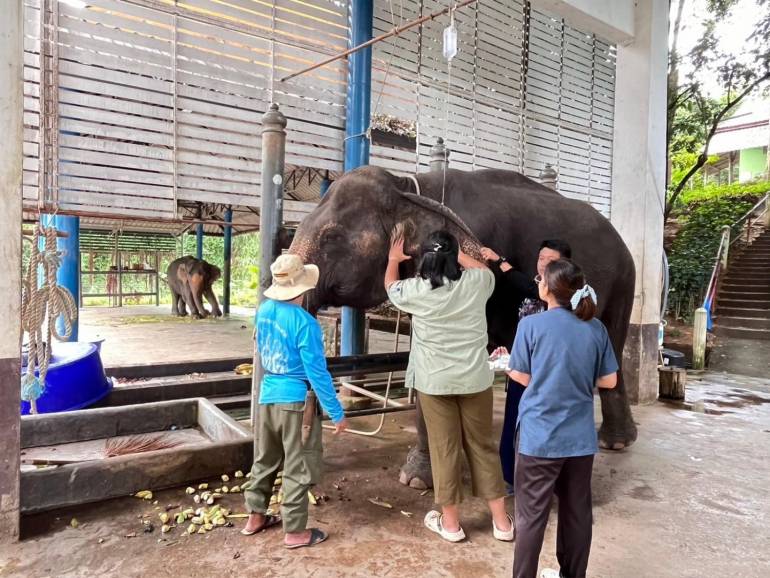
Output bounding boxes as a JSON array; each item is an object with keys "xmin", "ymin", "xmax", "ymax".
[{"xmin": 264, "ymin": 254, "xmax": 320, "ymax": 301}]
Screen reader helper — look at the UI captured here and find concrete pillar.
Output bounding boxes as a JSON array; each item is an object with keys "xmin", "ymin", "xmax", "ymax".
[
  {"xmin": 341, "ymin": 0, "xmax": 373, "ymax": 357},
  {"xmin": 610, "ymin": 0, "xmax": 668, "ymax": 404},
  {"xmin": 692, "ymin": 307, "xmax": 707, "ymax": 370},
  {"xmin": 253, "ymin": 103, "xmax": 287, "ymax": 445},
  {"xmin": 0, "ymin": 0, "xmax": 23, "ymax": 542},
  {"xmin": 195, "ymin": 223, "xmax": 204, "ymax": 259},
  {"xmin": 429, "ymin": 138, "xmax": 449, "ymax": 172},
  {"xmin": 222, "ymin": 206, "xmax": 232, "ymax": 316},
  {"xmin": 539, "ymin": 163, "xmax": 558, "ymax": 190}
]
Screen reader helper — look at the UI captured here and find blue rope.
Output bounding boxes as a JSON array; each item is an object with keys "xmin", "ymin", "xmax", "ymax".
[{"xmin": 21, "ymin": 375, "xmax": 45, "ymax": 402}]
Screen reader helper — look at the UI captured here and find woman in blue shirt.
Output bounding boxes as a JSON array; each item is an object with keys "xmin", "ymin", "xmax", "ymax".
[{"xmin": 507, "ymin": 259, "xmax": 618, "ymax": 578}]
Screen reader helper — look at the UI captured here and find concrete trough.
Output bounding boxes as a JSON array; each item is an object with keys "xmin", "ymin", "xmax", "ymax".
[{"xmin": 20, "ymin": 398, "xmax": 252, "ymax": 514}]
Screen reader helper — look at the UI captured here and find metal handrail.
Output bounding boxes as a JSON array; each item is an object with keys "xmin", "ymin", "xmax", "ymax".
[
  {"xmin": 702, "ymin": 226, "xmax": 730, "ymax": 309},
  {"xmin": 729, "ymin": 193, "xmax": 769, "ymax": 247},
  {"xmin": 700, "ymin": 192, "xmax": 768, "ymax": 320}
]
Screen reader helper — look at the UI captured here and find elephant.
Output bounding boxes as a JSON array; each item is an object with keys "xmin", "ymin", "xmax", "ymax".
[
  {"xmin": 288, "ymin": 165, "xmax": 637, "ymax": 489},
  {"xmin": 166, "ymin": 256, "xmax": 222, "ymax": 319}
]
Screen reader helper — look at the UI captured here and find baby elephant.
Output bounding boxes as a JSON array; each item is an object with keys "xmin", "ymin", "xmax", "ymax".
[{"xmin": 167, "ymin": 256, "xmax": 222, "ymax": 319}]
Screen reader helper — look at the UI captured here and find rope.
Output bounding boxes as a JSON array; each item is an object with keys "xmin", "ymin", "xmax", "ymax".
[{"xmin": 20, "ymin": 226, "xmax": 78, "ymax": 413}]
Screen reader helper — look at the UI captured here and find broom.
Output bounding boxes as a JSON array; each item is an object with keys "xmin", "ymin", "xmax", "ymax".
[{"xmin": 104, "ymin": 433, "xmax": 183, "ymax": 458}]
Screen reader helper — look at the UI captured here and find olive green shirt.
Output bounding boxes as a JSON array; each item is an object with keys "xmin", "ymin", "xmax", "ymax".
[{"xmin": 387, "ymin": 268, "xmax": 495, "ymax": 395}]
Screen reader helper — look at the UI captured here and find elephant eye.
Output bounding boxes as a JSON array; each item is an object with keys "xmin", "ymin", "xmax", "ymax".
[{"xmin": 320, "ymin": 228, "xmax": 345, "ymax": 246}]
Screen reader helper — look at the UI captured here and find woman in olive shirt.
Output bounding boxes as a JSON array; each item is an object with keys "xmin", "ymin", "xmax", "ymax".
[{"xmin": 385, "ymin": 227, "xmax": 513, "ymax": 544}]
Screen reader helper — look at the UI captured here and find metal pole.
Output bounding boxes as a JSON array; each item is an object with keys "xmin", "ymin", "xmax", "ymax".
[
  {"xmin": 223, "ymin": 206, "xmax": 232, "ymax": 316},
  {"xmin": 53, "ymin": 215, "xmax": 80, "ymax": 341},
  {"xmin": 539, "ymin": 163, "xmax": 558, "ymax": 190},
  {"xmin": 320, "ymin": 170, "xmax": 331, "ymax": 197},
  {"xmin": 280, "ymin": 0, "xmax": 479, "ymax": 82},
  {"xmin": 195, "ymin": 223, "xmax": 204, "ymax": 259},
  {"xmin": 720, "ymin": 225, "xmax": 730, "ymax": 271},
  {"xmin": 0, "ymin": 0, "xmax": 23, "ymax": 542},
  {"xmin": 429, "ymin": 137, "xmax": 449, "ymax": 173},
  {"xmin": 341, "ymin": 0, "xmax": 373, "ymax": 360},
  {"xmin": 252, "ymin": 104, "xmax": 287, "ymax": 447}
]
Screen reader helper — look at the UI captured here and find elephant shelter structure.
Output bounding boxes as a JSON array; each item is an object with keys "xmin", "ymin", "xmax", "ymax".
[{"xmin": 1, "ymin": 0, "xmax": 669, "ymax": 547}]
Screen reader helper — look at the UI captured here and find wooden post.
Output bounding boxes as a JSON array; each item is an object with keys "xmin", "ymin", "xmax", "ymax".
[
  {"xmin": 659, "ymin": 367, "xmax": 686, "ymax": 400},
  {"xmin": 692, "ymin": 307, "xmax": 708, "ymax": 370}
]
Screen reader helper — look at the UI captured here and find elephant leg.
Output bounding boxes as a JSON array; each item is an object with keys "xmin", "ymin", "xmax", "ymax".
[
  {"xmin": 204, "ymin": 286, "xmax": 222, "ymax": 317},
  {"xmin": 177, "ymin": 292, "xmax": 188, "ymax": 316},
  {"xmin": 180, "ymin": 281, "xmax": 201, "ymax": 319},
  {"xmin": 170, "ymin": 289, "xmax": 180, "ymax": 316},
  {"xmin": 597, "ymin": 297, "xmax": 638, "ymax": 450},
  {"xmin": 398, "ymin": 393, "xmax": 433, "ymax": 490},
  {"xmin": 188, "ymin": 273, "xmax": 209, "ymax": 318}
]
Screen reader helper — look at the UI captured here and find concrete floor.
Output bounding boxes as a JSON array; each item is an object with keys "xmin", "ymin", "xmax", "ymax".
[
  {"xmin": 78, "ymin": 305, "xmax": 408, "ymax": 368},
  {"xmin": 2, "ymin": 373, "xmax": 769, "ymax": 578},
  {"xmin": 709, "ymin": 336, "xmax": 770, "ymax": 378}
]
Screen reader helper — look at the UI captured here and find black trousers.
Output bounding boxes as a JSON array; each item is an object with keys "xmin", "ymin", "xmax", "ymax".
[
  {"xmin": 500, "ymin": 379, "xmax": 527, "ymax": 486},
  {"xmin": 513, "ymin": 442, "xmax": 594, "ymax": 578}
]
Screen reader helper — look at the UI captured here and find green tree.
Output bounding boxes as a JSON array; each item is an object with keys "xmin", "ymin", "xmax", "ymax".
[{"xmin": 666, "ymin": 0, "xmax": 770, "ymax": 219}]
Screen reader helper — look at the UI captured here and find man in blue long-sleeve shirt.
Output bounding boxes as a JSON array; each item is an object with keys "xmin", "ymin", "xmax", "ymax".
[{"xmin": 241, "ymin": 254, "xmax": 347, "ymax": 548}]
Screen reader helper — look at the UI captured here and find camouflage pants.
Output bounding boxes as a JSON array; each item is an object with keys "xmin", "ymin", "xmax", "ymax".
[{"xmin": 242, "ymin": 399, "xmax": 322, "ymax": 533}]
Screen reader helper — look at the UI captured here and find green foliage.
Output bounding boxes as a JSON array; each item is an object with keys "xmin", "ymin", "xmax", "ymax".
[
  {"xmin": 668, "ymin": 194, "xmax": 759, "ymax": 318},
  {"xmin": 677, "ymin": 180, "xmax": 770, "ymax": 206},
  {"xmin": 182, "ymin": 231, "xmax": 261, "ymax": 308},
  {"xmin": 80, "ymin": 231, "xmax": 261, "ymax": 309}
]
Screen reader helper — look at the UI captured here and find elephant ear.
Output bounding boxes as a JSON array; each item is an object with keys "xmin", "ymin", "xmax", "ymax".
[{"xmin": 397, "ymin": 191, "xmax": 484, "ymax": 260}]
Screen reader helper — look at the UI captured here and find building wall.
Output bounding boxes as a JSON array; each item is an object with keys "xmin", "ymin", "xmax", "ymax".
[
  {"xmin": 24, "ymin": 0, "xmax": 619, "ymax": 220},
  {"xmin": 369, "ymin": 0, "xmax": 618, "ymax": 216},
  {"xmin": 739, "ymin": 146, "xmax": 768, "ymax": 182}
]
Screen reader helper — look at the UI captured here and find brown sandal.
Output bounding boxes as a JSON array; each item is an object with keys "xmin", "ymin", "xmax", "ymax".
[{"xmin": 240, "ymin": 514, "xmax": 282, "ymax": 536}]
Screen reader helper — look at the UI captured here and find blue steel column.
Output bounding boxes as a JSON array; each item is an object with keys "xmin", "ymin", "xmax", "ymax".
[
  {"xmin": 223, "ymin": 206, "xmax": 232, "ymax": 316},
  {"xmin": 341, "ymin": 0, "xmax": 373, "ymax": 356},
  {"xmin": 319, "ymin": 170, "xmax": 332, "ymax": 197},
  {"xmin": 196, "ymin": 223, "xmax": 204, "ymax": 259},
  {"xmin": 54, "ymin": 215, "xmax": 80, "ymax": 341}
]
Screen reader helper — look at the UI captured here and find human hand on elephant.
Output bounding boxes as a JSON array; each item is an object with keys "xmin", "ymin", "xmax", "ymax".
[
  {"xmin": 481, "ymin": 247, "xmax": 500, "ymax": 262},
  {"xmin": 388, "ymin": 224, "xmax": 412, "ymax": 264}
]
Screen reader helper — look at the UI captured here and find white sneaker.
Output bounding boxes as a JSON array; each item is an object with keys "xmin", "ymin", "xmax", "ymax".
[
  {"xmin": 423, "ymin": 510, "xmax": 466, "ymax": 542},
  {"xmin": 540, "ymin": 569, "xmax": 560, "ymax": 578},
  {"xmin": 492, "ymin": 514, "xmax": 515, "ymax": 541}
]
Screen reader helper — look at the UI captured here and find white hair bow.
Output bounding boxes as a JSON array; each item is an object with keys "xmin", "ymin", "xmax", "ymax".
[{"xmin": 570, "ymin": 284, "xmax": 597, "ymax": 310}]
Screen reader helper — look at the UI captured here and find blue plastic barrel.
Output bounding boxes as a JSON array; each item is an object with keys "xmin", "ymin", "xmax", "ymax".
[{"xmin": 21, "ymin": 341, "xmax": 113, "ymax": 415}]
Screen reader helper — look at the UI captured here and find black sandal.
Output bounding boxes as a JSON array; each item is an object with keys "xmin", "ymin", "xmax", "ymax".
[
  {"xmin": 284, "ymin": 528, "xmax": 328, "ymax": 549},
  {"xmin": 240, "ymin": 514, "xmax": 282, "ymax": 536}
]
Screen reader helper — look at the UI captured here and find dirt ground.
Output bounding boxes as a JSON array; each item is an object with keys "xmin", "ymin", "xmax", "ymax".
[{"xmin": 2, "ymin": 374, "xmax": 770, "ymax": 578}]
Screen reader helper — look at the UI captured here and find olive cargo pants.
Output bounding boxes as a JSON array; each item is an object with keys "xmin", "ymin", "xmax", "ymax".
[
  {"xmin": 419, "ymin": 387, "xmax": 507, "ymax": 505},
  {"xmin": 242, "ymin": 399, "xmax": 322, "ymax": 533}
]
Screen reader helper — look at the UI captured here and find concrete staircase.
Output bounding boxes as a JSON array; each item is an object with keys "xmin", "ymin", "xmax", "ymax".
[{"xmin": 715, "ymin": 229, "xmax": 770, "ymax": 340}]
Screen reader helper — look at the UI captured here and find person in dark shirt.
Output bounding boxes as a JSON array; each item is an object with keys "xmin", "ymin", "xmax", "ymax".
[{"xmin": 481, "ymin": 240, "xmax": 572, "ymax": 491}]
